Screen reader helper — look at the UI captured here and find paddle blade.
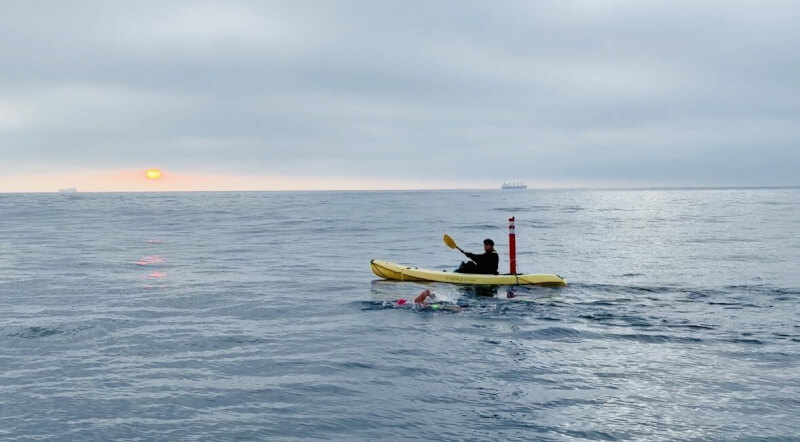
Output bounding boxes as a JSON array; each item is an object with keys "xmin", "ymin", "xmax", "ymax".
[{"xmin": 443, "ymin": 234, "xmax": 458, "ymax": 249}]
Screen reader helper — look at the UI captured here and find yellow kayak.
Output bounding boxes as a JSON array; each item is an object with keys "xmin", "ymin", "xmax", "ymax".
[{"xmin": 370, "ymin": 259, "xmax": 566, "ymax": 286}]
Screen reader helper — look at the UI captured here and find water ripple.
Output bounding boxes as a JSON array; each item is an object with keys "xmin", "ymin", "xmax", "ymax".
[{"xmin": 1, "ymin": 189, "xmax": 799, "ymax": 440}]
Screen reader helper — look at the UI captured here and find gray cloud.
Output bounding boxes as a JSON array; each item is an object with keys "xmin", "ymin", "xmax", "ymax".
[{"xmin": 2, "ymin": 0, "xmax": 799, "ymax": 186}]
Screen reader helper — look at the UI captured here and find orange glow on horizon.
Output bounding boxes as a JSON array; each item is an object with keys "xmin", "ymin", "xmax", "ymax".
[
  {"xmin": 0, "ymin": 168, "xmax": 639, "ymax": 193},
  {"xmin": 145, "ymin": 169, "xmax": 162, "ymax": 180}
]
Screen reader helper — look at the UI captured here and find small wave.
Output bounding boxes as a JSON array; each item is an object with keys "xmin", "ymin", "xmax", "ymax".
[
  {"xmin": 731, "ymin": 286, "xmax": 800, "ymax": 296},
  {"xmin": 534, "ymin": 316, "xmax": 562, "ymax": 321},
  {"xmin": 677, "ymin": 324, "xmax": 716, "ymax": 330},
  {"xmin": 134, "ymin": 255, "xmax": 165, "ymax": 266},
  {"xmin": 219, "ymin": 335, "xmax": 268, "ymax": 345},
  {"xmin": 519, "ymin": 220, "xmax": 556, "ymax": 229},
  {"xmin": 574, "ymin": 283, "xmax": 679, "ymax": 295},
  {"xmin": 729, "ymin": 338, "xmax": 764, "ymax": 345},
  {"xmin": 575, "ymin": 299, "xmax": 633, "ymax": 306},
  {"xmin": 491, "ymin": 206, "xmax": 538, "ymax": 212},
  {"xmin": 683, "ymin": 290, "xmax": 714, "ymax": 299},
  {"xmin": 335, "ymin": 361, "xmax": 376, "ymax": 370},
  {"xmin": 461, "ymin": 224, "xmax": 500, "ymax": 230},
  {"xmin": 611, "ymin": 333, "xmax": 703, "ymax": 344},
  {"xmin": 578, "ymin": 313, "xmax": 652, "ymax": 327},
  {"xmin": 521, "ymin": 327, "xmax": 592, "ymax": 341},
  {"xmin": 359, "ymin": 300, "xmax": 389, "ymax": 311},
  {"xmin": 7, "ymin": 326, "xmax": 64, "ymax": 339},
  {"xmin": 685, "ymin": 238, "xmax": 760, "ymax": 244},
  {"xmin": 5, "ymin": 325, "xmax": 91, "ymax": 339},
  {"xmin": 558, "ymin": 429, "xmax": 619, "ymax": 441},
  {"xmin": 682, "ymin": 289, "xmax": 726, "ymax": 298}
]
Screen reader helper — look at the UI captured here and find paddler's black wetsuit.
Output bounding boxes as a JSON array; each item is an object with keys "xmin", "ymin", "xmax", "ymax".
[{"xmin": 455, "ymin": 250, "xmax": 499, "ymax": 274}]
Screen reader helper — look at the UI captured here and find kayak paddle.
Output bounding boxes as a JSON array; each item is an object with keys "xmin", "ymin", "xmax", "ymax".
[{"xmin": 443, "ymin": 234, "xmax": 465, "ymax": 254}]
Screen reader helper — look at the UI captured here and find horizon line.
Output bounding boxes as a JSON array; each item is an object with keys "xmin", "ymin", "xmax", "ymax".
[{"xmin": 3, "ymin": 184, "xmax": 800, "ymax": 195}]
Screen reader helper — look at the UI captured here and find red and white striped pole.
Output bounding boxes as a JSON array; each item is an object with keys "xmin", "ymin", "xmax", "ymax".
[{"xmin": 508, "ymin": 216, "xmax": 517, "ymax": 274}]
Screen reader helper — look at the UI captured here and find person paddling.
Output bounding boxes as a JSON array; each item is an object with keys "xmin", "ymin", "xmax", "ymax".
[{"xmin": 454, "ymin": 238, "xmax": 499, "ymax": 274}]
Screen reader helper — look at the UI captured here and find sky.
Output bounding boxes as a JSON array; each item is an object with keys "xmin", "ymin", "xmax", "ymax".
[{"xmin": 1, "ymin": 0, "xmax": 798, "ymax": 192}]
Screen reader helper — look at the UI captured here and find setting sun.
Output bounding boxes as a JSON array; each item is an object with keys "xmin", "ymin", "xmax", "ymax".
[{"xmin": 145, "ymin": 169, "xmax": 162, "ymax": 180}]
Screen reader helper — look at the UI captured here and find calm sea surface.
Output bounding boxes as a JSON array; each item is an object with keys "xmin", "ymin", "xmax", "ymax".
[{"xmin": 1, "ymin": 189, "xmax": 798, "ymax": 441}]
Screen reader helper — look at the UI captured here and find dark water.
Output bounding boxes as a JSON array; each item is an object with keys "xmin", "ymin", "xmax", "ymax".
[{"xmin": 1, "ymin": 189, "xmax": 798, "ymax": 441}]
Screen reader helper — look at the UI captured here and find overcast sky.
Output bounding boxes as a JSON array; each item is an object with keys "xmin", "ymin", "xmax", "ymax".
[{"xmin": 1, "ymin": 0, "xmax": 798, "ymax": 191}]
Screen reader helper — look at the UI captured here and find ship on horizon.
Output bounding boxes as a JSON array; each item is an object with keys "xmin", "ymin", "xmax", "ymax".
[
  {"xmin": 58, "ymin": 187, "xmax": 77, "ymax": 193},
  {"xmin": 501, "ymin": 182, "xmax": 527, "ymax": 190}
]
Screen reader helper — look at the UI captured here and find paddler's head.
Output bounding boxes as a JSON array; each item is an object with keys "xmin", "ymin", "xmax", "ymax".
[{"xmin": 483, "ymin": 238, "xmax": 494, "ymax": 252}]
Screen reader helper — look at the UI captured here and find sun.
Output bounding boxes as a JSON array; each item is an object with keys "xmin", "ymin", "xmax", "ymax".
[{"xmin": 145, "ymin": 169, "xmax": 162, "ymax": 180}]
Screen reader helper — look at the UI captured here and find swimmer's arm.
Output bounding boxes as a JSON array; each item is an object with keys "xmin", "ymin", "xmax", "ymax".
[{"xmin": 413, "ymin": 291, "xmax": 433, "ymax": 304}]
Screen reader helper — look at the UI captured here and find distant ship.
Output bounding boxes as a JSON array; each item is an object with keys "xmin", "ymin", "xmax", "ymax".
[
  {"xmin": 58, "ymin": 187, "xmax": 77, "ymax": 193},
  {"xmin": 501, "ymin": 182, "xmax": 527, "ymax": 190}
]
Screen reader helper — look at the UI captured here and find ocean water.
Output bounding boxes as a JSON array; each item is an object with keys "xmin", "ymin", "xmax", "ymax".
[{"xmin": 0, "ymin": 188, "xmax": 798, "ymax": 441}]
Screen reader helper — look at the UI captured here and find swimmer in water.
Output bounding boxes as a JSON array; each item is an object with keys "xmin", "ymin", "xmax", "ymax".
[{"xmin": 388, "ymin": 289, "xmax": 461, "ymax": 311}]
